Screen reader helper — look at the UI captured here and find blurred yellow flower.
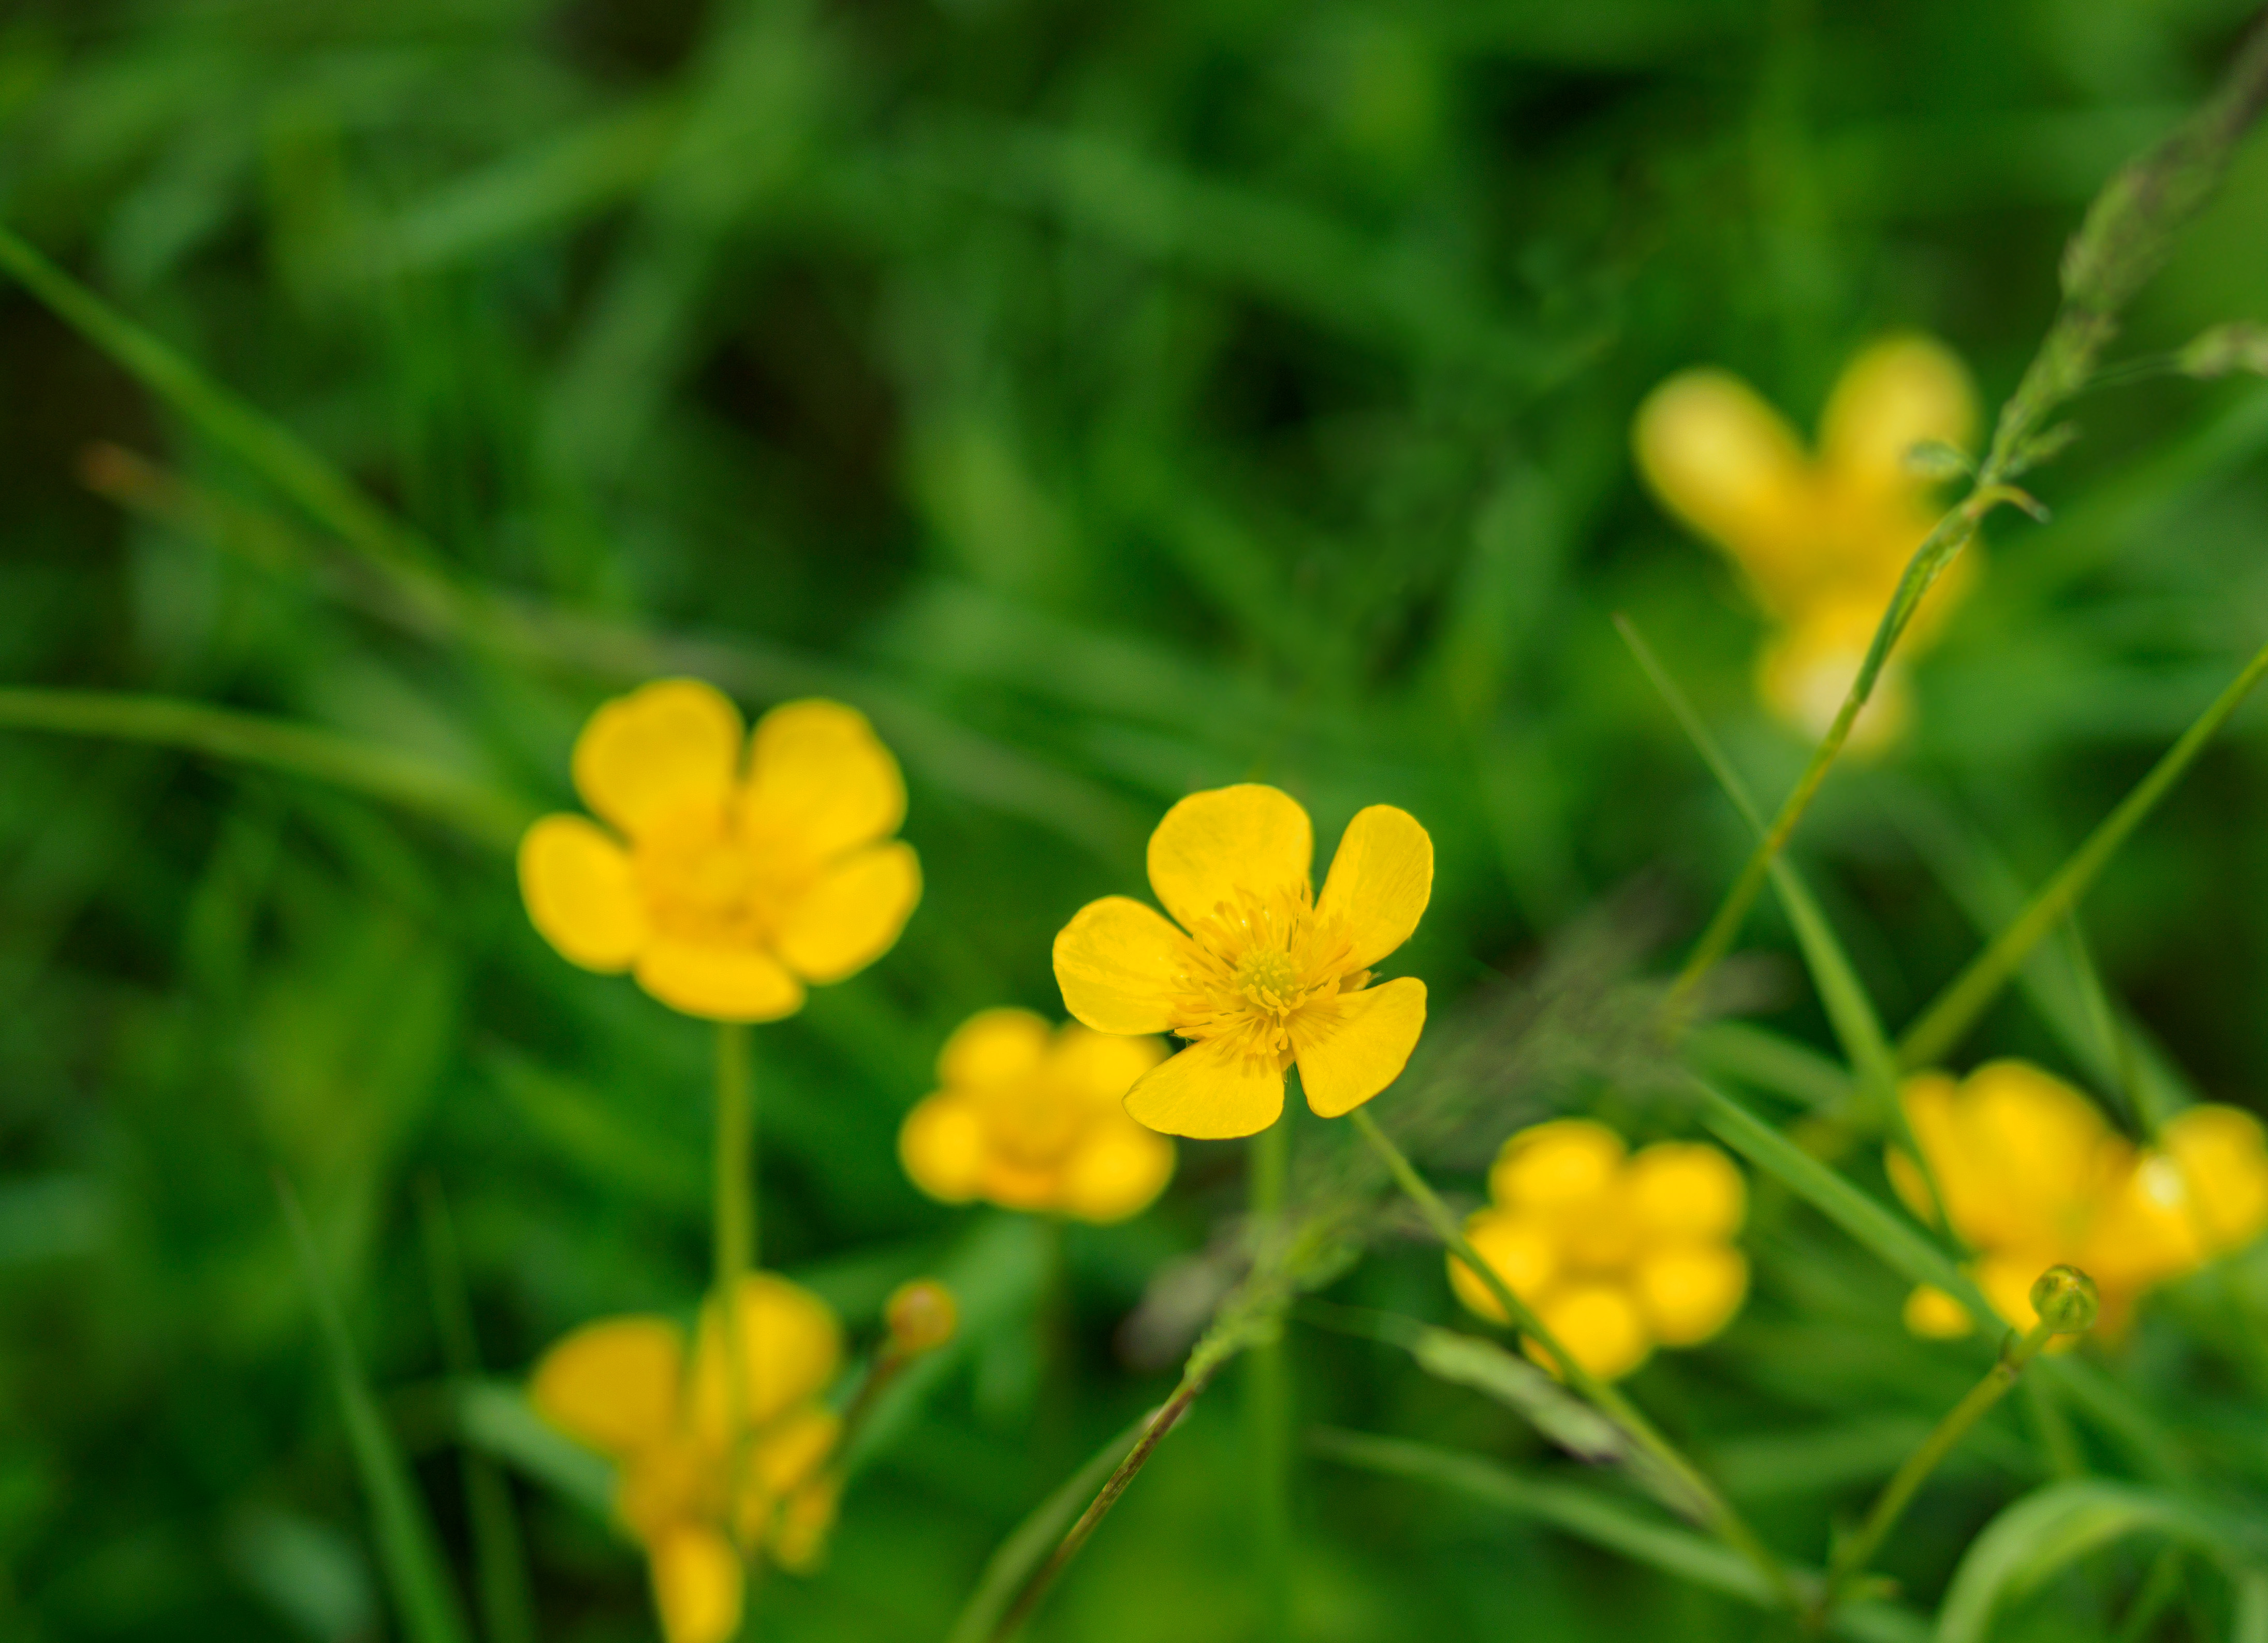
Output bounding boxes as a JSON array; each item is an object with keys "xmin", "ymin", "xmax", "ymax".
[
  {"xmin": 1890, "ymin": 1060, "xmax": 2268, "ymax": 1341},
  {"xmin": 1634, "ymin": 336, "xmax": 1978, "ymax": 744},
  {"xmin": 1052, "ymin": 784, "xmax": 1432, "ymax": 1139},
  {"xmin": 1448, "ymin": 1119, "xmax": 1749, "ymax": 1382},
  {"xmin": 530, "ymin": 1274, "xmax": 845, "ymax": 1643},
  {"xmin": 899, "ymin": 1007, "xmax": 1177, "ymax": 1221},
  {"xmin": 518, "ymin": 680, "xmax": 920, "ymax": 1021}
]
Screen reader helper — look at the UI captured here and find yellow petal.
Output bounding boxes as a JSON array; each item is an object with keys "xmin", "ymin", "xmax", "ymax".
[
  {"xmin": 1145, "ymin": 784, "xmax": 1313, "ymax": 933},
  {"xmin": 1446, "ymin": 1209, "xmax": 1558, "ymax": 1325},
  {"xmin": 1819, "ymin": 335, "xmax": 1977, "ymax": 502},
  {"xmin": 691, "ymin": 1274, "xmax": 844, "ymax": 1438},
  {"xmin": 1316, "ymin": 805, "xmax": 1433, "ymax": 971},
  {"xmin": 1901, "ymin": 1284, "xmax": 1976, "ymax": 1340},
  {"xmin": 1122, "ymin": 1034, "xmax": 1285, "ymax": 1140},
  {"xmin": 743, "ymin": 699, "xmax": 906, "ymax": 861},
  {"xmin": 1050, "ymin": 1025, "xmax": 1169, "ymax": 1108},
  {"xmin": 898, "ymin": 1093, "xmax": 986, "ymax": 1204},
  {"xmin": 938, "ymin": 1008, "xmax": 1054, "ymax": 1087},
  {"xmin": 573, "ymin": 679, "xmax": 744, "ymax": 839},
  {"xmin": 1632, "ymin": 369, "xmax": 1816, "ymax": 608},
  {"xmin": 529, "ymin": 1316, "xmax": 685, "ymax": 1458},
  {"xmin": 1059, "ymin": 1122, "xmax": 1176, "ymax": 1222},
  {"xmin": 1528, "ymin": 1283, "xmax": 1650, "ymax": 1383},
  {"xmin": 648, "ymin": 1524, "xmax": 743, "ymax": 1643},
  {"xmin": 750, "ymin": 1405, "xmax": 841, "ymax": 1497},
  {"xmin": 2159, "ymin": 1104, "xmax": 2268, "ymax": 1257},
  {"xmin": 1626, "ymin": 1143, "xmax": 1746, "ymax": 1242},
  {"xmin": 1053, "ymin": 896, "xmax": 1183, "ymax": 1035},
  {"xmin": 519, "ymin": 815, "xmax": 649, "ymax": 971},
  {"xmin": 1631, "ymin": 1244, "xmax": 1748, "ymax": 1346},
  {"xmin": 1291, "ymin": 977, "xmax": 1427, "ymax": 1118},
  {"xmin": 635, "ymin": 939, "xmax": 805, "ymax": 1022},
  {"xmin": 1755, "ymin": 606, "xmax": 1911, "ymax": 752},
  {"xmin": 1488, "ymin": 1118, "xmax": 1626, "ymax": 1216},
  {"xmin": 769, "ymin": 1472, "xmax": 841, "ymax": 1574},
  {"xmin": 770, "ymin": 840, "xmax": 921, "ymax": 983}
]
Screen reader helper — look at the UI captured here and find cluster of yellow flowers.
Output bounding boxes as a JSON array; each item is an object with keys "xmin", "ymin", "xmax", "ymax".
[
  {"xmin": 1891, "ymin": 1060, "xmax": 2268, "ymax": 1340},
  {"xmin": 508, "ymin": 679, "xmax": 2268, "ymax": 1640},
  {"xmin": 1450, "ymin": 1119, "xmax": 1750, "ymax": 1382},
  {"xmin": 1634, "ymin": 337, "xmax": 1978, "ymax": 746}
]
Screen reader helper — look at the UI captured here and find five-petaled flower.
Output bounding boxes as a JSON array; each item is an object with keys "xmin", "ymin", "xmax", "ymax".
[
  {"xmin": 1634, "ymin": 336, "xmax": 1978, "ymax": 745},
  {"xmin": 899, "ymin": 1007, "xmax": 1177, "ymax": 1222},
  {"xmin": 1052, "ymin": 784, "xmax": 1432, "ymax": 1140},
  {"xmin": 1891, "ymin": 1060, "xmax": 2268, "ymax": 1341},
  {"xmin": 1450, "ymin": 1119, "xmax": 1750, "ymax": 1383},
  {"xmin": 530, "ymin": 1274, "xmax": 844, "ymax": 1643},
  {"xmin": 518, "ymin": 680, "xmax": 920, "ymax": 1021}
]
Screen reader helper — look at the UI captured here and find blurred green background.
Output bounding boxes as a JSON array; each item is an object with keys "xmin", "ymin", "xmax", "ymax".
[{"xmin": 6, "ymin": 0, "xmax": 2268, "ymax": 1638}]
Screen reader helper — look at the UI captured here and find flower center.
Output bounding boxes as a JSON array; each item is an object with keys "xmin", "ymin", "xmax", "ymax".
[
  {"xmin": 1165, "ymin": 883, "xmax": 1359, "ymax": 1060},
  {"xmin": 633, "ymin": 799, "xmax": 817, "ymax": 947}
]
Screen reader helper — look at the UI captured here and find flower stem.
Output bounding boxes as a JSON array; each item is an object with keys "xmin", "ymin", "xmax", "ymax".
[
  {"xmin": 988, "ymin": 1368, "xmax": 1219, "ymax": 1643},
  {"xmin": 1248, "ymin": 1115, "xmax": 1292, "ymax": 1642},
  {"xmin": 1347, "ymin": 1108, "xmax": 1801, "ymax": 1613},
  {"xmin": 714, "ymin": 1021, "xmax": 757, "ymax": 1626},
  {"xmin": 1808, "ymin": 1314, "xmax": 2059, "ymax": 1626}
]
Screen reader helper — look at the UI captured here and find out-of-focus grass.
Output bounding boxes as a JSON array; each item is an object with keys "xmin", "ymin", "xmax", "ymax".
[{"xmin": 4, "ymin": 1, "xmax": 2268, "ymax": 1639}]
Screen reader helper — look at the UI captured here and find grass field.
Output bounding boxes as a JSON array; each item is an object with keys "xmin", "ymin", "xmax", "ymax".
[{"xmin": 7, "ymin": 2, "xmax": 2268, "ymax": 1640}]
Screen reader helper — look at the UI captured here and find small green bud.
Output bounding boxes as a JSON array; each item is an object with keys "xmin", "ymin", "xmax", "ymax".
[{"xmin": 2029, "ymin": 1264, "xmax": 2099, "ymax": 1335}]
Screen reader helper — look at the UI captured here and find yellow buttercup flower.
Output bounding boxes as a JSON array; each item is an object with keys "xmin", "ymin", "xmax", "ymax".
[
  {"xmin": 899, "ymin": 1007, "xmax": 1177, "ymax": 1222},
  {"xmin": 518, "ymin": 680, "xmax": 920, "ymax": 1021},
  {"xmin": 1448, "ymin": 1119, "xmax": 1749, "ymax": 1382},
  {"xmin": 1052, "ymin": 784, "xmax": 1432, "ymax": 1140},
  {"xmin": 1889, "ymin": 1060, "xmax": 2268, "ymax": 1341},
  {"xmin": 530, "ymin": 1274, "xmax": 845, "ymax": 1643},
  {"xmin": 1634, "ymin": 336, "xmax": 1978, "ymax": 743}
]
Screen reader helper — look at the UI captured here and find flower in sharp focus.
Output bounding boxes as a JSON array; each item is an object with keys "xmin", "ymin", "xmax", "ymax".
[
  {"xmin": 530, "ymin": 1275, "xmax": 845, "ymax": 1643},
  {"xmin": 1051, "ymin": 784, "xmax": 1432, "ymax": 1140},
  {"xmin": 1447, "ymin": 1119, "xmax": 1750, "ymax": 1383},
  {"xmin": 1634, "ymin": 335, "xmax": 1978, "ymax": 746},
  {"xmin": 518, "ymin": 681, "xmax": 920, "ymax": 1021},
  {"xmin": 898, "ymin": 1007, "xmax": 1177, "ymax": 1222},
  {"xmin": 1890, "ymin": 1060, "xmax": 2268, "ymax": 1341}
]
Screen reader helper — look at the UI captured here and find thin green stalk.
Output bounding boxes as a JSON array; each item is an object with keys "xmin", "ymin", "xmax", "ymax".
[
  {"xmin": 713, "ymin": 1021, "xmax": 757, "ymax": 1623},
  {"xmin": 1345, "ymin": 1109, "xmax": 1801, "ymax": 1613},
  {"xmin": 1897, "ymin": 631, "xmax": 2268, "ymax": 1070},
  {"xmin": 1248, "ymin": 1115, "xmax": 1292, "ymax": 1643},
  {"xmin": 987, "ymin": 1366, "xmax": 1220, "ymax": 1643},
  {"xmin": 415, "ymin": 1179, "xmax": 537, "ymax": 1643},
  {"xmin": 1811, "ymin": 1275, "xmax": 2091, "ymax": 1629},
  {"xmin": 0, "ymin": 687, "xmax": 531, "ymax": 847}
]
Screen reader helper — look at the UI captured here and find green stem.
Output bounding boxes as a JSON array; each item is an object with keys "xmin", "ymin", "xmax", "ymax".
[
  {"xmin": 714, "ymin": 1022, "xmax": 757, "ymax": 1620},
  {"xmin": 1809, "ymin": 1314, "xmax": 2059, "ymax": 1626},
  {"xmin": 1248, "ymin": 1115, "xmax": 1292, "ymax": 1642},
  {"xmin": 1346, "ymin": 1109, "xmax": 1800, "ymax": 1612},
  {"xmin": 1897, "ymin": 630, "xmax": 2268, "ymax": 1070}
]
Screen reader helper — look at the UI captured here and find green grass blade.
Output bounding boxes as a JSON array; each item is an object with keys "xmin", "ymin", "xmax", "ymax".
[
  {"xmin": 416, "ymin": 1181, "xmax": 536, "ymax": 1643},
  {"xmin": 0, "ymin": 688, "xmax": 532, "ymax": 847},
  {"xmin": 1934, "ymin": 1482, "xmax": 2231, "ymax": 1643},
  {"xmin": 1691, "ymin": 1077, "xmax": 1989, "ymax": 1321},
  {"xmin": 0, "ymin": 224, "xmax": 426, "ymax": 576},
  {"xmin": 943, "ymin": 1412, "xmax": 1151, "ymax": 1643},
  {"xmin": 1310, "ymin": 1430, "xmax": 1927, "ymax": 1643},
  {"xmin": 1687, "ymin": 1021, "xmax": 1855, "ymax": 1112},
  {"xmin": 277, "ymin": 1177, "xmax": 474, "ymax": 1643},
  {"xmin": 1900, "ymin": 632, "xmax": 2268, "ymax": 1070},
  {"xmin": 456, "ymin": 1382, "xmax": 616, "ymax": 1518}
]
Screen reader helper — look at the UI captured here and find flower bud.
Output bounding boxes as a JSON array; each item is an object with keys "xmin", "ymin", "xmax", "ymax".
[
  {"xmin": 2028, "ymin": 1264, "xmax": 2099, "ymax": 1335},
  {"xmin": 884, "ymin": 1278, "xmax": 959, "ymax": 1355}
]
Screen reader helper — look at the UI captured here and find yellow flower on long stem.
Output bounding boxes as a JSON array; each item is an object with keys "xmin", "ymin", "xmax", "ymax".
[
  {"xmin": 1634, "ymin": 336, "xmax": 1978, "ymax": 742},
  {"xmin": 1890, "ymin": 1060, "xmax": 2268, "ymax": 1340},
  {"xmin": 1448, "ymin": 1119, "xmax": 1750, "ymax": 1382},
  {"xmin": 530, "ymin": 1274, "xmax": 845, "ymax": 1643},
  {"xmin": 1052, "ymin": 784, "xmax": 1432, "ymax": 1139},
  {"xmin": 899, "ymin": 1007, "xmax": 1177, "ymax": 1221},
  {"xmin": 518, "ymin": 680, "xmax": 920, "ymax": 1021}
]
